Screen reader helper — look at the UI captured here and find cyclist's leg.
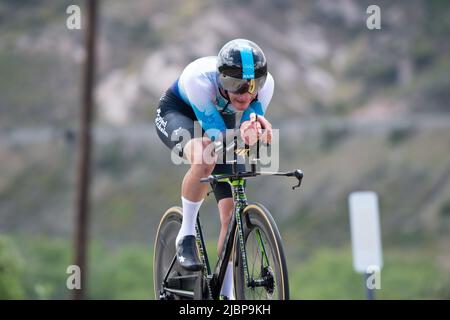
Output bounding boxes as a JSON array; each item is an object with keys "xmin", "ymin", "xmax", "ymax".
[
  {"xmin": 182, "ymin": 137, "xmax": 217, "ymax": 203},
  {"xmin": 217, "ymin": 198, "xmax": 234, "ymax": 254},
  {"xmin": 173, "ymin": 137, "xmax": 216, "ymax": 271},
  {"xmin": 175, "ymin": 137, "xmax": 218, "ymax": 271},
  {"xmin": 154, "ymin": 92, "xmax": 215, "ymax": 271},
  {"xmin": 217, "ymin": 196, "xmax": 236, "ymax": 300}
]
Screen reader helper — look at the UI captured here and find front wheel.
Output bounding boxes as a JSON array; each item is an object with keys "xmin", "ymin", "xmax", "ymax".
[{"xmin": 234, "ymin": 203, "xmax": 289, "ymax": 300}]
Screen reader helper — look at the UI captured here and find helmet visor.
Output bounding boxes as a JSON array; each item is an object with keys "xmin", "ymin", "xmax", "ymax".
[{"xmin": 219, "ymin": 75, "xmax": 267, "ymax": 94}]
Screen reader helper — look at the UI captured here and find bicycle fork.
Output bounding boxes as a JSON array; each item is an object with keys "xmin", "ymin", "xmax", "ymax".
[
  {"xmin": 232, "ymin": 179, "xmax": 272, "ymax": 292},
  {"xmin": 231, "ymin": 179, "xmax": 270, "ymax": 288}
]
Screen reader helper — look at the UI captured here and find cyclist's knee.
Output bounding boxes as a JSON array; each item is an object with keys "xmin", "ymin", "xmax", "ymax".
[
  {"xmin": 184, "ymin": 138, "xmax": 216, "ymax": 176},
  {"xmin": 185, "ymin": 138, "xmax": 216, "ymax": 164},
  {"xmin": 191, "ymin": 162, "xmax": 215, "ymax": 179}
]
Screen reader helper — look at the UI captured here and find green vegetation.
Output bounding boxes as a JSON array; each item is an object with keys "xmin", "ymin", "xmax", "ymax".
[
  {"xmin": 1, "ymin": 234, "xmax": 153, "ymax": 299},
  {"xmin": 12, "ymin": 235, "xmax": 72, "ymax": 299},
  {"xmin": 0, "ymin": 236, "xmax": 25, "ymax": 299},
  {"xmin": 1, "ymin": 234, "xmax": 448, "ymax": 299},
  {"xmin": 88, "ymin": 242, "xmax": 153, "ymax": 299},
  {"xmin": 290, "ymin": 247, "xmax": 445, "ymax": 299}
]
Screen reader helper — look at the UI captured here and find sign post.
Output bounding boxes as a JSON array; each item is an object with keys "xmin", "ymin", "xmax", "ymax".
[{"xmin": 348, "ymin": 191, "xmax": 383, "ymax": 300}]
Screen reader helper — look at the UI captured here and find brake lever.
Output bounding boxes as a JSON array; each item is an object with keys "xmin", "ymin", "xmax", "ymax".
[
  {"xmin": 291, "ymin": 169, "xmax": 304, "ymax": 190},
  {"xmin": 200, "ymin": 175, "xmax": 215, "ymax": 184},
  {"xmin": 207, "ymin": 186, "xmax": 215, "ymax": 197}
]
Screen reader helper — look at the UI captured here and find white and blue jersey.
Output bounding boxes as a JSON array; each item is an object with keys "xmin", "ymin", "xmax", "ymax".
[{"xmin": 170, "ymin": 56, "xmax": 274, "ymax": 140}]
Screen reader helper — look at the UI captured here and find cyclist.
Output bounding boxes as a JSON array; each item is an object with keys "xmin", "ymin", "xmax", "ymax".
[{"xmin": 154, "ymin": 39, "xmax": 274, "ymax": 299}]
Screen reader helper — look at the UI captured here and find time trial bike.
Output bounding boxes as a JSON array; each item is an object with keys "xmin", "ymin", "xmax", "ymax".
[{"xmin": 153, "ymin": 136, "xmax": 303, "ymax": 300}]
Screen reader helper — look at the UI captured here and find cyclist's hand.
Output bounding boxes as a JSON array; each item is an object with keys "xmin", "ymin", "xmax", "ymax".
[
  {"xmin": 240, "ymin": 113, "xmax": 262, "ymax": 146},
  {"xmin": 256, "ymin": 115, "xmax": 272, "ymax": 145}
]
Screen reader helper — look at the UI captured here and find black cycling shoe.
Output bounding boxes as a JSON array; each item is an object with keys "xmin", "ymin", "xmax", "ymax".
[{"xmin": 176, "ymin": 235, "xmax": 202, "ymax": 271}]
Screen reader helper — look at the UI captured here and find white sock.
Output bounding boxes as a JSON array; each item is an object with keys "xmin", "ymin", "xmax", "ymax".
[
  {"xmin": 220, "ymin": 262, "xmax": 235, "ymax": 299},
  {"xmin": 176, "ymin": 197, "xmax": 204, "ymax": 247}
]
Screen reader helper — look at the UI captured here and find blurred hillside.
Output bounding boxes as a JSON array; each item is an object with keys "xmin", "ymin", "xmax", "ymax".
[
  {"xmin": 1, "ymin": 0, "xmax": 449, "ymax": 127},
  {"xmin": 0, "ymin": 0, "xmax": 450, "ymax": 299}
]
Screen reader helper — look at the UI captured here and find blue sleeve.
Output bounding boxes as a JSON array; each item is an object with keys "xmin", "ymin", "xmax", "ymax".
[
  {"xmin": 177, "ymin": 71, "xmax": 227, "ymax": 141},
  {"xmin": 241, "ymin": 100, "xmax": 265, "ymax": 123},
  {"xmin": 190, "ymin": 103, "xmax": 226, "ymax": 141}
]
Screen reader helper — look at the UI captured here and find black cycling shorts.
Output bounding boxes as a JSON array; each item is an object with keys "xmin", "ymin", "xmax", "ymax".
[{"xmin": 154, "ymin": 88, "xmax": 245, "ymax": 203}]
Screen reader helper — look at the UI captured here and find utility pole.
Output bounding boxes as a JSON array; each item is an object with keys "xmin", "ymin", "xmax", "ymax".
[{"xmin": 73, "ymin": 0, "xmax": 98, "ymax": 300}]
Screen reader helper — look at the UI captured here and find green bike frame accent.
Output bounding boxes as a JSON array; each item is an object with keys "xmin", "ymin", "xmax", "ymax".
[{"xmin": 230, "ymin": 178, "xmax": 251, "ymax": 287}]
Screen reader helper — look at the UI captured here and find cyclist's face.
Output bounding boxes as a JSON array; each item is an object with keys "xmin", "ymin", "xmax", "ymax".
[{"xmin": 228, "ymin": 91, "xmax": 257, "ymax": 111}]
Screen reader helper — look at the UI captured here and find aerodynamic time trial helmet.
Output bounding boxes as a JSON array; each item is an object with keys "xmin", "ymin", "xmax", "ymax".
[{"xmin": 217, "ymin": 39, "xmax": 267, "ymax": 95}]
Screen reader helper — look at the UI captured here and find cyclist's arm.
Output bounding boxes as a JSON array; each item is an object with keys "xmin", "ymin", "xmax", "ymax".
[
  {"xmin": 178, "ymin": 74, "xmax": 227, "ymax": 142},
  {"xmin": 241, "ymin": 100, "xmax": 265, "ymax": 122}
]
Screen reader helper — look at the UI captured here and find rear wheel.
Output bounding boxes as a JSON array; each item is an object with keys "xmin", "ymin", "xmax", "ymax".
[
  {"xmin": 153, "ymin": 207, "xmax": 202, "ymax": 300},
  {"xmin": 234, "ymin": 203, "xmax": 289, "ymax": 300}
]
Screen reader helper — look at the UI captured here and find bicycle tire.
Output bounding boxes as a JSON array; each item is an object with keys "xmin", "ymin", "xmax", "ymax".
[
  {"xmin": 234, "ymin": 203, "xmax": 289, "ymax": 300},
  {"xmin": 153, "ymin": 206, "xmax": 203, "ymax": 300}
]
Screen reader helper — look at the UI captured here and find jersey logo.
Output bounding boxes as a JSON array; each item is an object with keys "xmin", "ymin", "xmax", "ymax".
[{"xmin": 155, "ymin": 108, "xmax": 168, "ymax": 137}]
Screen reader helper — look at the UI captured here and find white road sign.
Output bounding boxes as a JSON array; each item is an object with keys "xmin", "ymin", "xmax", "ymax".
[{"xmin": 349, "ymin": 191, "xmax": 383, "ymax": 273}]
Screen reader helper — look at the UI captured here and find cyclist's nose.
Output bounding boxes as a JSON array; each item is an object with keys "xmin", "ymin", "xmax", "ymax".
[{"xmin": 233, "ymin": 93, "xmax": 252, "ymax": 103}]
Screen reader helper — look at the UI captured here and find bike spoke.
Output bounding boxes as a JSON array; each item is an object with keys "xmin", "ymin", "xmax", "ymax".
[{"xmin": 243, "ymin": 227, "xmax": 279, "ymax": 300}]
